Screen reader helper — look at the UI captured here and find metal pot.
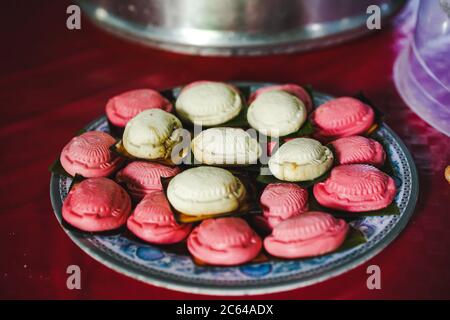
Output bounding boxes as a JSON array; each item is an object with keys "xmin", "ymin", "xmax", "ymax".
[{"xmin": 79, "ymin": 0, "xmax": 405, "ymax": 55}]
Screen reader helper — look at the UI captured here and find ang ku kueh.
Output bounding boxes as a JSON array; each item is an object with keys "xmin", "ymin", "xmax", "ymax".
[{"xmin": 54, "ymin": 81, "xmax": 399, "ymax": 270}]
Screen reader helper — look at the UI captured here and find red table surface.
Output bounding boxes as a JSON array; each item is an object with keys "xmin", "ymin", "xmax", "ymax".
[{"xmin": 1, "ymin": 1, "xmax": 449, "ymax": 300}]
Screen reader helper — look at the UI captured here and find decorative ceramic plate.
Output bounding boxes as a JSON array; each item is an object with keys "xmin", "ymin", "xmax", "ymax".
[{"xmin": 50, "ymin": 82, "xmax": 418, "ymax": 295}]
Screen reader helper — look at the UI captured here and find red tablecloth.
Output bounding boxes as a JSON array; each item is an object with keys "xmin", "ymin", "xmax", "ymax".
[{"xmin": 1, "ymin": 1, "xmax": 449, "ymax": 299}]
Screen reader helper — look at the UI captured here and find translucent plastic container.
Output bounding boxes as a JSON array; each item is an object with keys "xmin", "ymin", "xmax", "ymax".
[{"xmin": 395, "ymin": 0, "xmax": 450, "ymax": 136}]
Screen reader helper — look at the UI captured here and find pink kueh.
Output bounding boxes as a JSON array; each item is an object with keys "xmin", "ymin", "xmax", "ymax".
[
  {"xmin": 60, "ymin": 131, "xmax": 122, "ymax": 178},
  {"xmin": 311, "ymin": 97, "xmax": 374, "ymax": 139},
  {"xmin": 187, "ymin": 217, "xmax": 262, "ymax": 266},
  {"xmin": 331, "ymin": 135, "xmax": 386, "ymax": 167},
  {"xmin": 127, "ymin": 190, "xmax": 192, "ymax": 244},
  {"xmin": 260, "ymin": 183, "xmax": 309, "ymax": 229},
  {"xmin": 62, "ymin": 177, "xmax": 131, "ymax": 232},
  {"xmin": 116, "ymin": 161, "xmax": 180, "ymax": 199},
  {"xmin": 106, "ymin": 89, "xmax": 172, "ymax": 128},
  {"xmin": 313, "ymin": 164, "xmax": 396, "ymax": 212},
  {"xmin": 264, "ymin": 211, "xmax": 349, "ymax": 258}
]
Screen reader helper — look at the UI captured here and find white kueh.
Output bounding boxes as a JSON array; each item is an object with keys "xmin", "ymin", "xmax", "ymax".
[
  {"xmin": 123, "ymin": 109, "xmax": 183, "ymax": 160},
  {"xmin": 175, "ymin": 82, "xmax": 243, "ymax": 126},
  {"xmin": 191, "ymin": 127, "xmax": 261, "ymax": 165},
  {"xmin": 167, "ymin": 166, "xmax": 247, "ymax": 216},
  {"xmin": 247, "ymin": 90, "xmax": 307, "ymax": 137},
  {"xmin": 268, "ymin": 138, "xmax": 334, "ymax": 181}
]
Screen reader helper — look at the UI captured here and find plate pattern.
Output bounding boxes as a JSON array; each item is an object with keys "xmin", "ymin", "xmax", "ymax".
[{"xmin": 50, "ymin": 83, "xmax": 418, "ymax": 295}]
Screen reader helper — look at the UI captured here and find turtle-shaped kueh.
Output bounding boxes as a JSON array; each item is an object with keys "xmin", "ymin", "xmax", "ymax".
[
  {"xmin": 311, "ymin": 97, "xmax": 375, "ymax": 139},
  {"xmin": 116, "ymin": 161, "xmax": 180, "ymax": 199},
  {"xmin": 55, "ymin": 83, "xmax": 405, "ymax": 266},
  {"xmin": 175, "ymin": 81, "xmax": 243, "ymax": 126},
  {"xmin": 330, "ymin": 135, "xmax": 386, "ymax": 167},
  {"xmin": 191, "ymin": 127, "xmax": 262, "ymax": 165},
  {"xmin": 127, "ymin": 190, "xmax": 192, "ymax": 244},
  {"xmin": 268, "ymin": 138, "xmax": 334, "ymax": 181},
  {"xmin": 260, "ymin": 183, "xmax": 309, "ymax": 229},
  {"xmin": 247, "ymin": 90, "xmax": 307, "ymax": 138},
  {"xmin": 264, "ymin": 211, "xmax": 349, "ymax": 258},
  {"xmin": 248, "ymin": 83, "xmax": 313, "ymax": 112},
  {"xmin": 167, "ymin": 166, "xmax": 247, "ymax": 216},
  {"xmin": 187, "ymin": 217, "xmax": 262, "ymax": 266},
  {"xmin": 313, "ymin": 164, "xmax": 397, "ymax": 212},
  {"xmin": 106, "ymin": 89, "xmax": 173, "ymax": 128},
  {"xmin": 60, "ymin": 131, "xmax": 122, "ymax": 178},
  {"xmin": 62, "ymin": 177, "xmax": 131, "ymax": 232},
  {"xmin": 123, "ymin": 109, "xmax": 184, "ymax": 160}
]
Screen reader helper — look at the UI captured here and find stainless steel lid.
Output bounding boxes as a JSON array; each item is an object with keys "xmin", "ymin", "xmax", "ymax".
[{"xmin": 79, "ymin": 0, "xmax": 405, "ymax": 56}]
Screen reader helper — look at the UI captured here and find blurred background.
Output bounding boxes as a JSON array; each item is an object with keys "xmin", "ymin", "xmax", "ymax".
[{"xmin": 0, "ymin": 0, "xmax": 449, "ymax": 299}]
